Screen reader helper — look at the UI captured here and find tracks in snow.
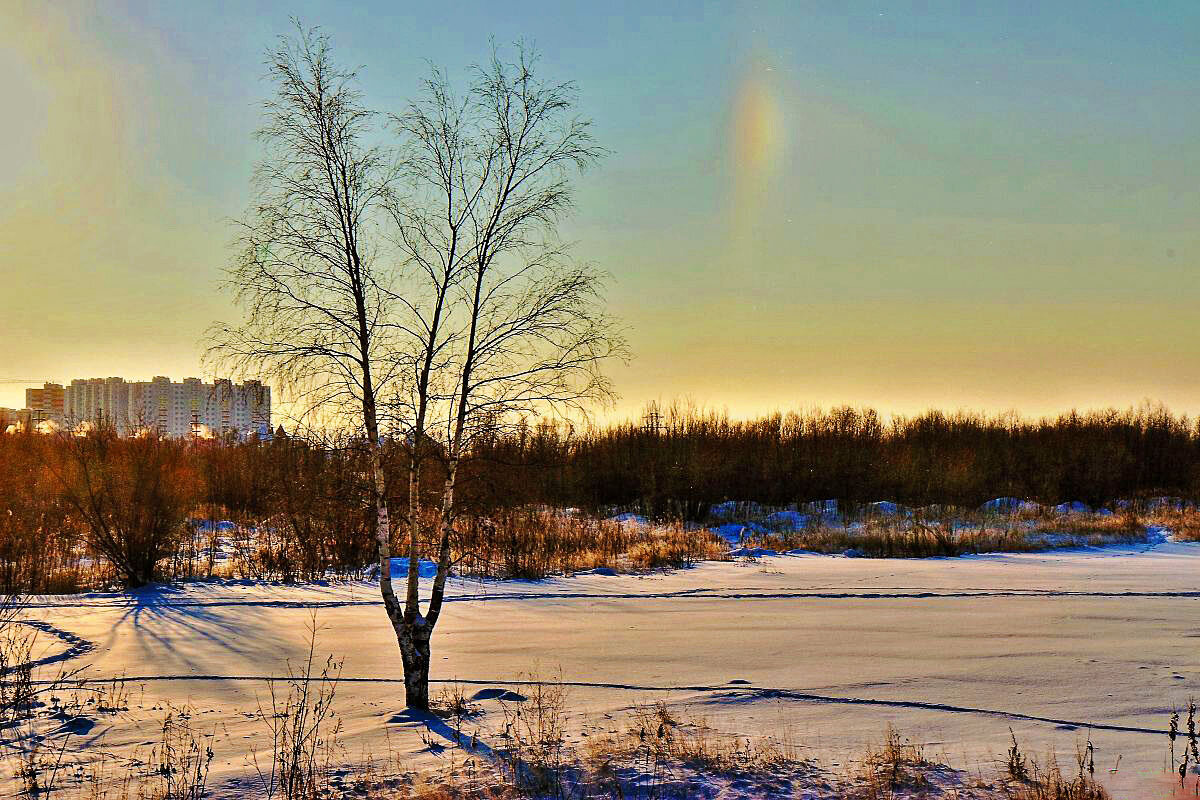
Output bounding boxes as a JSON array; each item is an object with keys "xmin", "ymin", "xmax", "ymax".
[
  {"xmin": 21, "ymin": 583, "xmax": 1189, "ymax": 741},
  {"xmin": 43, "ymin": 673, "xmax": 1170, "ymax": 737},
  {"xmin": 21, "ymin": 587, "xmax": 1200, "ymax": 609},
  {"xmin": 9, "ymin": 619, "xmax": 96, "ymax": 670}
]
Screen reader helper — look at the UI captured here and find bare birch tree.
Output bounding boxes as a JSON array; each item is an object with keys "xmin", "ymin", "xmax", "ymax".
[
  {"xmin": 384, "ymin": 46, "xmax": 626, "ymax": 708},
  {"xmin": 206, "ymin": 24, "xmax": 409, "ymax": 684},
  {"xmin": 214, "ymin": 27, "xmax": 623, "ymax": 710},
  {"xmin": 383, "ymin": 73, "xmax": 473, "ymax": 688}
]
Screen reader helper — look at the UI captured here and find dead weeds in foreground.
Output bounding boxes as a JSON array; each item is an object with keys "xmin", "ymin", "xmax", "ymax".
[
  {"xmin": 6, "ymin": 659, "xmax": 1151, "ymax": 800},
  {"xmin": 999, "ymin": 731, "xmax": 1110, "ymax": 800}
]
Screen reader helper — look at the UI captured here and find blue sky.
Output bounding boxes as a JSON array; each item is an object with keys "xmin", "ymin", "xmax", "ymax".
[{"xmin": 2, "ymin": 1, "xmax": 1198, "ymax": 417}]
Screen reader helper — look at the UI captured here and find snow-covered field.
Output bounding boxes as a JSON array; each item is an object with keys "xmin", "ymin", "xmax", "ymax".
[{"xmin": 20, "ymin": 539, "xmax": 1200, "ymax": 797}]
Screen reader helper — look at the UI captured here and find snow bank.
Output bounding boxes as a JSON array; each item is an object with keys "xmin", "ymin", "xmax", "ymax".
[
  {"xmin": 728, "ymin": 546, "xmax": 778, "ymax": 558},
  {"xmin": 190, "ymin": 518, "xmax": 239, "ymax": 533},
  {"xmin": 1147, "ymin": 496, "xmax": 1193, "ymax": 511},
  {"xmin": 365, "ymin": 558, "xmax": 439, "ymax": 580},
  {"xmin": 803, "ymin": 498, "xmax": 839, "ymax": 516},
  {"xmin": 708, "ymin": 500, "xmax": 764, "ymax": 519},
  {"xmin": 979, "ymin": 497, "xmax": 1041, "ymax": 514},
  {"xmin": 764, "ymin": 510, "xmax": 811, "ymax": 531},
  {"xmin": 712, "ymin": 522, "xmax": 767, "ymax": 544}
]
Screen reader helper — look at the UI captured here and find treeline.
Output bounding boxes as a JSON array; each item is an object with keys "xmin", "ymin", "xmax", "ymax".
[
  {"xmin": 477, "ymin": 404, "xmax": 1200, "ymax": 517},
  {"xmin": 0, "ymin": 421, "xmax": 714, "ymax": 592},
  {"xmin": 2, "ymin": 404, "xmax": 1198, "ymax": 592},
  {"xmin": 0, "ymin": 425, "xmax": 403, "ymax": 592}
]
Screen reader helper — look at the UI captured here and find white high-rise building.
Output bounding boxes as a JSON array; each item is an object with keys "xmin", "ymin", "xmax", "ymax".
[
  {"xmin": 63, "ymin": 378, "xmax": 129, "ymax": 430},
  {"xmin": 63, "ymin": 377, "xmax": 271, "ymax": 438}
]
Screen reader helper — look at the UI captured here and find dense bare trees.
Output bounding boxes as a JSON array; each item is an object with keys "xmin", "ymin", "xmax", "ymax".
[
  {"xmin": 0, "ymin": 431, "xmax": 72, "ymax": 593},
  {"xmin": 0, "ymin": 404, "xmax": 1198, "ymax": 594},
  {"xmin": 52, "ymin": 425, "xmax": 199, "ymax": 588},
  {"xmin": 491, "ymin": 404, "xmax": 1200, "ymax": 515},
  {"xmin": 210, "ymin": 22, "xmax": 427, "ymax": 702}
]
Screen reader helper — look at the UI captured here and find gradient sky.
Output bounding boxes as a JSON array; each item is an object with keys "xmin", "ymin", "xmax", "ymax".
[{"xmin": 3, "ymin": 1, "xmax": 1198, "ymax": 419}]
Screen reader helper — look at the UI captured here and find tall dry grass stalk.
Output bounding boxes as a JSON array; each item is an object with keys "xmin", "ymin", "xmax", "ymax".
[{"xmin": 252, "ymin": 620, "xmax": 344, "ymax": 800}]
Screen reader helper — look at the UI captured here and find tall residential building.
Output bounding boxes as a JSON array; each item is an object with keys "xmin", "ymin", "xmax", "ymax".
[
  {"xmin": 63, "ymin": 377, "xmax": 271, "ymax": 439},
  {"xmin": 63, "ymin": 378, "xmax": 130, "ymax": 430},
  {"xmin": 25, "ymin": 383, "xmax": 64, "ymax": 422}
]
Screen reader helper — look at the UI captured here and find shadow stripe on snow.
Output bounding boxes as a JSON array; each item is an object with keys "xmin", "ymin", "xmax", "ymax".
[
  {"xmin": 21, "ymin": 589, "xmax": 1200, "ymax": 608},
  {"xmin": 36, "ymin": 674, "xmax": 1169, "ymax": 736}
]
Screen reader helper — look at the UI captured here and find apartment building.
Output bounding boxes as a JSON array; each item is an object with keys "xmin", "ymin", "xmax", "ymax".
[
  {"xmin": 61, "ymin": 376, "xmax": 271, "ymax": 438},
  {"xmin": 63, "ymin": 378, "xmax": 130, "ymax": 429},
  {"xmin": 24, "ymin": 382, "xmax": 64, "ymax": 422}
]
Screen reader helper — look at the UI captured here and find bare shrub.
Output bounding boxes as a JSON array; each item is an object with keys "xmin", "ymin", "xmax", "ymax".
[
  {"xmin": 53, "ymin": 425, "xmax": 200, "ymax": 588},
  {"xmin": 145, "ymin": 706, "xmax": 216, "ymax": 800},
  {"xmin": 253, "ymin": 622, "xmax": 344, "ymax": 800},
  {"xmin": 495, "ymin": 678, "xmax": 572, "ymax": 796}
]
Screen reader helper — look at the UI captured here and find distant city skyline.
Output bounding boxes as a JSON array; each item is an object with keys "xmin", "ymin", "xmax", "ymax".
[
  {"xmin": 3, "ymin": 2, "xmax": 1198, "ymax": 420},
  {"xmin": 14, "ymin": 376, "xmax": 270, "ymax": 439}
]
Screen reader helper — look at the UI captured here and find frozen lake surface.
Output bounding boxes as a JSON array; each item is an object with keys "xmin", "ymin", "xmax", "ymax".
[{"xmin": 25, "ymin": 539, "xmax": 1200, "ymax": 797}]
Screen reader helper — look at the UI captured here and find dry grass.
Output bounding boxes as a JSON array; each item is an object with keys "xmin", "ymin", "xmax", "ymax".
[
  {"xmin": 10, "ymin": 703, "xmax": 215, "ymax": 800},
  {"xmin": 455, "ymin": 510, "xmax": 729, "ymax": 579},
  {"xmin": 749, "ymin": 509, "xmax": 1152, "ymax": 559},
  {"xmin": 750, "ymin": 521, "xmax": 1017, "ymax": 558},
  {"xmin": 847, "ymin": 725, "xmax": 942, "ymax": 799},
  {"xmin": 1003, "ymin": 756, "xmax": 1110, "ymax": 800},
  {"xmin": 999, "ymin": 732, "xmax": 1110, "ymax": 800},
  {"xmin": 4, "ymin": 694, "xmax": 1131, "ymax": 800},
  {"xmin": 251, "ymin": 623, "xmax": 345, "ymax": 800},
  {"xmin": 494, "ymin": 678, "xmax": 573, "ymax": 795},
  {"xmin": 408, "ymin": 786, "xmax": 513, "ymax": 800},
  {"xmin": 582, "ymin": 701, "xmax": 806, "ymax": 779},
  {"xmin": 1147, "ymin": 508, "xmax": 1200, "ymax": 542},
  {"xmin": 624, "ymin": 526, "xmax": 729, "ymax": 570},
  {"xmin": 410, "ymin": 688, "xmax": 812, "ymax": 799},
  {"xmin": 1025, "ymin": 511, "xmax": 1142, "ymax": 536}
]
